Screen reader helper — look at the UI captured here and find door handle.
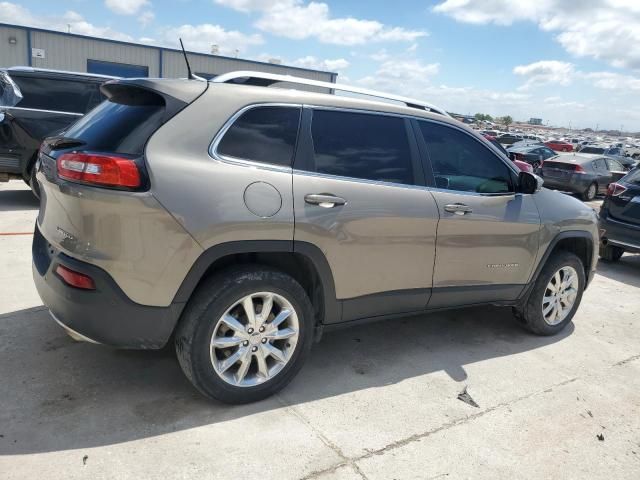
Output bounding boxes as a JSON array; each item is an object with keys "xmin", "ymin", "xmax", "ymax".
[
  {"xmin": 444, "ymin": 203, "xmax": 473, "ymax": 215},
  {"xmin": 304, "ymin": 194, "xmax": 346, "ymax": 208}
]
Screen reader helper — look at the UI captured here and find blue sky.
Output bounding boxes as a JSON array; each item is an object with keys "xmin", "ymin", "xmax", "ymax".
[{"xmin": 3, "ymin": 0, "xmax": 640, "ymax": 130}]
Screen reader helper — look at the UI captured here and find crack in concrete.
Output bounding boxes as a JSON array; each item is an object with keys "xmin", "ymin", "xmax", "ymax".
[
  {"xmin": 294, "ymin": 376, "xmax": 580, "ymax": 479},
  {"xmin": 614, "ymin": 353, "xmax": 640, "ymax": 366}
]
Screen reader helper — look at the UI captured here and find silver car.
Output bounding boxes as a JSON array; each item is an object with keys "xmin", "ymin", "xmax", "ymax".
[{"xmin": 32, "ymin": 72, "xmax": 599, "ymax": 403}]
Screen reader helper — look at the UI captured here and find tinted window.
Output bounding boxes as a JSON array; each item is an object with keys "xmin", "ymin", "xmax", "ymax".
[
  {"xmin": 419, "ymin": 121, "xmax": 513, "ymax": 193},
  {"xmin": 623, "ymin": 168, "xmax": 640, "ymax": 184},
  {"xmin": 217, "ymin": 106, "xmax": 300, "ymax": 167},
  {"xmin": 11, "ymin": 75, "xmax": 103, "ymax": 113},
  {"xmin": 593, "ymin": 159, "xmax": 607, "ymax": 170},
  {"xmin": 580, "ymin": 146, "xmax": 605, "ymax": 154},
  {"xmin": 542, "ymin": 147, "xmax": 556, "ymax": 158},
  {"xmin": 64, "ymin": 88, "xmax": 164, "ymax": 155},
  {"xmin": 310, "ymin": 110, "xmax": 414, "ymax": 185},
  {"xmin": 87, "ymin": 59, "xmax": 148, "ymax": 78}
]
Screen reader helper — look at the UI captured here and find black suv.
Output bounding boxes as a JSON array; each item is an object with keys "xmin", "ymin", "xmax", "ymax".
[{"xmin": 0, "ymin": 67, "xmax": 114, "ymax": 197}]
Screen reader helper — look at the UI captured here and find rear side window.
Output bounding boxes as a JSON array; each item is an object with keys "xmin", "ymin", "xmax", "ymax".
[
  {"xmin": 63, "ymin": 87, "xmax": 164, "ymax": 155},
  {"xmin": 581, "ymin": 146, "xmax": 604, "ymax": 154},
  {"xmin": 310, "ymin": 110, "xmax": 414, "ymax": 185},
  {"xmin": 419, "ymin": 121, "xmax": 513, "ymax": 194},
  {"xmin": 217, "ymin": 106, "xmax": 301, "ymax": 167},
  {"xmin": 606, "ymin": 158, "xmax": 624, "ymax": 171},
  {"xmin": 11, "ymin": 75, "xmax": 103, "ymax": 113}
]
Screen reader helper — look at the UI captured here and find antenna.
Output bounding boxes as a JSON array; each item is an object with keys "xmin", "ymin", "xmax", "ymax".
[{"xmin": 179, "ymin": 38, "xmax": 194, "ymax": 80}]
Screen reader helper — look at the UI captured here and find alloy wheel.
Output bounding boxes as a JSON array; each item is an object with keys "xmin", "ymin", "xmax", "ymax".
[
  {"xmin": 541, "ymin": 266, "xmax": 579, "ymax": 325},
  {"xmin": 210, "ymin": 292, "xmax": 299, "ymax": 387}
]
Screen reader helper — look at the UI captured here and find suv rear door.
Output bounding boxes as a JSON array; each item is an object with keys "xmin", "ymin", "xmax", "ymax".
[
  {"xmin": 415, "ymin": 120, "xmax": 541, "ymax": 307},
  {"xmin": 292, "ymin": 107, "xmax": 438, "ymax": 323}
]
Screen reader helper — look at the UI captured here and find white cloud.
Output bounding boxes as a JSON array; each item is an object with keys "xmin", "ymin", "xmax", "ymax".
[
  {"xmin": 513, "ymin": 60, "xmax": 575, "ymax": 89},
  {"xmin": 162, "ymin": 24, "xmax": 263, "ymax": 55},
  {"xmin": 292, "ymin": 56, "xmax": 349, "ymax": 72},
  {"xmin": 138, "ymin": 10, "xmax": 155, "ymax": 27},
  {"xmin": 584, "ymin": 71, "xmax": 640, "ymax": 90},
  {"xmin": 0, "ymin": 2, "xmax": 133, "ymax": 41},
  {"xmin": 217, "ymin": 0, "xmax": 427, "ymax": 45},
  {"xmin": 434, "ymin": 0, "xmax": 640, "ymax": 70},
  {"xmin": 105, "ymin": 0, "xmax": 150, "ymax": 16}
]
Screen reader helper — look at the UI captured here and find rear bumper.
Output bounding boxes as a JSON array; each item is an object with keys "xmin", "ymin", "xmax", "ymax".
[
  {"xmin": 540, "ymin": 176, "xmax": 589, "ymax": 193},
  {"xmin": 32, "ymin": 223, "xmax": 184, "ymax": 349},
  {"xmin": 599, "ymin": 211, "xmax": 640, "ymax": 253}
]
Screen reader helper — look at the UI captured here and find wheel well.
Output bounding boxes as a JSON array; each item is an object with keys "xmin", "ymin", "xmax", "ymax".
[
  {"xmin": 196, "ymin": 252, "xmax": 326, "ymax": 326},
  {"xmin": 549, "ymin": 236, "xmax": 592, "ymax": 278}
]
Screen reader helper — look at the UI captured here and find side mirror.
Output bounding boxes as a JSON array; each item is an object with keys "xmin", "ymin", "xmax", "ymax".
[{"xmin": 518, "ymin": 171, "xmax": 543, "ymax": 194}]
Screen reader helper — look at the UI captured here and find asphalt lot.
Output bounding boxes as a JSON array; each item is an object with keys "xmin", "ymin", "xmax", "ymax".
[{"xmin": 0, "ymin": 180, "xmax": 639, "ymax": 479}]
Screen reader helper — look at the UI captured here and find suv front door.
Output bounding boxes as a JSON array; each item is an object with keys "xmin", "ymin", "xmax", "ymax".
[
  {"xmin": 415, "ymin": 120, "xmax": 542, "ymax": 308},
  {"xmin": 292, "ymin": 108, "xmax": 439, "ymax": 323}
]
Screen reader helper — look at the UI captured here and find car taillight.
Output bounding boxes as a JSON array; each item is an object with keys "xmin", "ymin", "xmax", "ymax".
[
  {"xmin": 57, "ymin": 153, "xmax": 141, "ymax": 188},
  {"xmin": 574, "ymin": 164, "xmax": 586, "ymax": 174},
  {"xmin": 607, "ymin": 182, "xmax": 627, "ymax": 196},
  {"xmin": 514, "ymin": 153, "xmax": 524, "ymax": 160},
  {"xmin": 55, "ymin": 265, "xmax": 96, "ymax": 290}
]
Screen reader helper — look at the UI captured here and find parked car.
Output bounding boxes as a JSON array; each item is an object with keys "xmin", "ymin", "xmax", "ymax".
[
  {"xmin": 496, "ymin": 132, "xmax": 523, "ymax": 145},
  {"xmin": 508, "ymin": 144, "xmax": 557, "ymax": 169},
  {"xmin": 577, "ymin": 145, "xmax": 636, "ymax": 170},
  {"xmin": 544, "ymin": 140, "xmax": 573, "ymax": 152},
  {"xmin": 0, "ymin": 67, "xmax": 113, "ymax": 197},
  {"xmin": 540, "ymin": 153, "xmax": 627, "ymax": 201},
  {"xmin": 599, "ymin": 167, "xmax": 640, "ymax": 261},
  {"xmin": 32, "ymin": 72, "xmax": 599, "ymax": 404},
  {"xmin": 483, "ymin": 134, "xmax": 533, "ymax": 172}
]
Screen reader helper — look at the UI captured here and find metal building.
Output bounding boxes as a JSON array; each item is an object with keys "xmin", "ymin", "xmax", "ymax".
[{"xmin": 0, "ymin": 22, "xmax": 336, "ymax": 83}]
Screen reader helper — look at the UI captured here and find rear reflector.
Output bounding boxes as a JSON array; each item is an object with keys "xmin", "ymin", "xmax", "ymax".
[
  {"xmin": 57, "ymin": 153, "xmax": 141, "ymax": 188},
  {"xmin": 55, "ymin": 265, "xmax": 96, "ymax": 290},
  {"xmin": 607, "ymin": 182, "xmax": 627, "ymax": 197}
]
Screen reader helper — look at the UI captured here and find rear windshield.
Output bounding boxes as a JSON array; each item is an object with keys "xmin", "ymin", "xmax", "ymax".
[
  {"xmin": 623, "ymin": 168, "xmax": 640, "ymax": 185},
  {"xmin": 543, "ymin": 161, "xmax": 578, "ymax": 171},
  {"xmin": 10, "ymin": 75, "xmax": 103, "ymax": 113},
  {"xmin": 580, "ymin": 146, "xmax": 604, "ymax": 154},
  {"xmin": 63, "ymin": 89, "xmax": 164, "ymax": 155}
]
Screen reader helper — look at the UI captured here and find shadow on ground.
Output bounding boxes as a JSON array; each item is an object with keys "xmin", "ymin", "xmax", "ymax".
[
  {"xmin": 0, "ymin": 304, "xmax": 573, "ymax": 455},
  {"xmin": 0, "ymin": 188, "xmax": 39, "ymax": 212},
  {"xmin": 597, "ymin": 254, "xmax": 640, "ymax": 288}
]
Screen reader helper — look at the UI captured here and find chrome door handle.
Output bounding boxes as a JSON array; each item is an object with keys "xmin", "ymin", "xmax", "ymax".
[
  {"xmin": 444, "ymin": 203, "xmax": 473, "ymax": 215},
  {"xmin": 304, "ymin": 194, "xmax": 346, "ymax": 208}
]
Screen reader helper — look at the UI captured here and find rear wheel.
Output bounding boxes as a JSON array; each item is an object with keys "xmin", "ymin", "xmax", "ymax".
[
  {"xmin": 175, "ymin": 266, "xmax": 314, "ymax": 404},
  {"xmin": 600, "ymin": 244, "xmax": 624, "ymax": 262},
  {"xmin": 516, "ymin": 251, "xmax": 585, "ymax": 336},
  {"xmin": 581, "ymin": 182, "xmax": 597, "ymax": 201}
]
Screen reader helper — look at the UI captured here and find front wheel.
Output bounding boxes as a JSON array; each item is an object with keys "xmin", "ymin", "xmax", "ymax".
[
  {"xmin": 175, "ymin": 266, "xmax": 314, "ymax": 404},
  {"xmin": 516, "ymin": 252, "xmax": 585, "ymax": 336}
]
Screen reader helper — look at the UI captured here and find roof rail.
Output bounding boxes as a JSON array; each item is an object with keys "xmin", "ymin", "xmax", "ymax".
[{"xmin": 212, "ymin": 70, "xmax": 450, "ymax": 117}]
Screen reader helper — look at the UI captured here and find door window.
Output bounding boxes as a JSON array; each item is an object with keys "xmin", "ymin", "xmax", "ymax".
[
  {"xmin": 418, "ymin": 121, "xmax": 514, "ymax": 193},
  {"xmin": 606, "ymin": 158, "xmax": 624, "ymax": 171},
  {"xmin": 11, "ymin": 75, "xmax": 103, "ymax": 113},
  {"xmin": 310, "ymin": 109, "xmax": 414, "ymax": 185},
  {"xmin": 217, "ymin": 106, "xmax": 301, "ymax": 167},
  {"xmin": 593, "ymin": 159, "xmax": 607, "ymax": 170}
]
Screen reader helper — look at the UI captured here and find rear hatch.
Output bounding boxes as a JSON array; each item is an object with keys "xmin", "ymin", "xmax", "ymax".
[
  {"xmin": 607, "ymin": 169, "xmax": 640, "ymax": 226},
  {"xmin": 36, "ymin": 79, "xmax": 207, "ymax": 258},
  {"xmin": 541, "ymin": 159, "xmax": 581, "ymax": 179}
]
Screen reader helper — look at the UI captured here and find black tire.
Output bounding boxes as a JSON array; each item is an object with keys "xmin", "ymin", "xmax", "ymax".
[
  {"xmin": 600, "ymin": 244, "xmax": 624, "ymax": 262},
  {"xmin": 175, "ymin": 265, "xmax": 314, "ymax": 404},
  {"xmin": 581, "ymin": 182, "xmax": 597, "ymax": 201},
  {"xmin": 29, "ymin": 163, "xmax": 41, "ymax": 200},
  {"xmin": 516, "ymin": 251, "xmax": 585, "ymax": 336}
]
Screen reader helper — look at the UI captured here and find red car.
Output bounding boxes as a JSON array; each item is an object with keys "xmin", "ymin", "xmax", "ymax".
[
  {"xmin": 483, "ymin": 134, "xmax": 533, "ymax": 173},
  {"xmin": 544, "ymin": 140, "xmax": 573, "ymax": 152}
]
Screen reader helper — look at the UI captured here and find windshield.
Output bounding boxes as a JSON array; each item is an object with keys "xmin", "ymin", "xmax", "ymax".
[
  {"xmin": 580, "ymin": 146, "xmax": 605, "ymax": 154},
  {"xmin": 623, "ymin": 168, "xmax": 640, "ymax": 185}
]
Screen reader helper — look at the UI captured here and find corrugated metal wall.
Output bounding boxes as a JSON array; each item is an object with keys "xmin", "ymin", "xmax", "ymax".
[
  {"xmin": 0, "ymin": 27, "xmax": 27, "ymax": 67},
  {"xmin": 29, "ymin": 31, "xmax": 161, "ymax": 76},
  {"xmin": 0, "ymin": 25, "xmax": 334, "ymax": 89}
]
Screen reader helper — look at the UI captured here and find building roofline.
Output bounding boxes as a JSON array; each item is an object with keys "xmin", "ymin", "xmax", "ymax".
[{"xmin": 0, "ymin": 22, "xmax": 337, "ymax": 78}]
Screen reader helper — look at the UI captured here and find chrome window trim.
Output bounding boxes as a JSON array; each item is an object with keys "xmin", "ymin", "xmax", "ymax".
[
  {"xmin": 2, "ymin": 106, "xmax": 83, "ymax": 116},
  {"xmin": 208, "ymin": 102, "xmax": 302, "ymax": 174}
]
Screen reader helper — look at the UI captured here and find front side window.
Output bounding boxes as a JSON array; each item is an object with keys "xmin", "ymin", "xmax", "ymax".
[
  {"xmin": 217, "ymin": 106, "xmax": 301, "ymax": 167},
  {"xmin": 419, "ymin": 121, "xmax": 513, "ymax": 194},
  {"xmin": 310, "ymin": 109, "xmax": 414, "ymax": 185}
]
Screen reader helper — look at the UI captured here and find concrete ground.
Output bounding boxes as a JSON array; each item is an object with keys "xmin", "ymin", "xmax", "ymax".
[{"xmin": 0, "ymin": 180, "xmax": 638, "ymax": 479}]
